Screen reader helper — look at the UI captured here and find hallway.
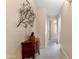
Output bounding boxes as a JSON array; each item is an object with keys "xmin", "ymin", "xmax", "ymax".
[
  {"xmin": 35, "ymin": 43, "xmax": 65, "ymax": 59},
  {"xmin": 6, "ymin": 0, "xmax": 72, "ymax": 59}
]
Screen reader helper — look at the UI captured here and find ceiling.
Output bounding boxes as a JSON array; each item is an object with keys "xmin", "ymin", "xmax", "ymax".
[{"xmin": 35, "ymin": 0, "xmax": 65, "ymax": 16}]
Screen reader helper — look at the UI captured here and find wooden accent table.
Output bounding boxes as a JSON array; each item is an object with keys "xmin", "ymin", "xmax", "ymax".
[{"xmin": 21, "ymin": 38, "xmax": 40, "ymax": 59}]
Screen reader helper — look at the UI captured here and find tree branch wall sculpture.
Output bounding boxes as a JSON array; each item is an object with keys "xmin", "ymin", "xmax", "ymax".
[{"xmin": 17, "ymin": 0, "xmax": 36, "ymax": 28}]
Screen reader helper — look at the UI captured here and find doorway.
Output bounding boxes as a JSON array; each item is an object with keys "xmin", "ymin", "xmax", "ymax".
[{"xmin": 46, "ymin": 16, "xmax": 61, "ymax": 47}]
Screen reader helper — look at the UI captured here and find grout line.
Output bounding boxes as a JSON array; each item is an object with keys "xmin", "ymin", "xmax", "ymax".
[{"xmin": 60, "ymin": 46, "xmax": 69, "ymax": 59}]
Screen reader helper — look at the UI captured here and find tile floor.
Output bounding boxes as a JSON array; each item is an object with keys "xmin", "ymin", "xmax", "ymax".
[{"xmin": 35, "ymin": 42, "xmax": 65, "ymax": 59}]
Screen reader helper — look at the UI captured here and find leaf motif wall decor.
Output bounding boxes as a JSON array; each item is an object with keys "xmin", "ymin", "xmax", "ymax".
[{"xmin": 17, "ymin": 0, "xmax": 36, "ymax": 28}]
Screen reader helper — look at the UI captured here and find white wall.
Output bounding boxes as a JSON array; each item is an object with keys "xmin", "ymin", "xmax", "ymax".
[
  {"xmin": 57, "ymin": 16, "xmax": 61, "ymax": 43},
  {"xmin": 47, "ymin": 18, "xmax": 50, "ymax": 44},
  {"xmin": 6, "ymin": 0, "xmax": 37, "ymax": 59},
  {"xmin": 36, "ymin": 8, "xmax": 47, "ymax": 48},
  {"xmin": 60, "ymin": 1, "xmax": 72, "ymax": 59}
]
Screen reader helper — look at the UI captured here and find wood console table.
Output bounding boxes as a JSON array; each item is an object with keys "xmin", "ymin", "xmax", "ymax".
[{"xmin": 21, "ymin": 38, "xmax": 40, "ymax": 59}]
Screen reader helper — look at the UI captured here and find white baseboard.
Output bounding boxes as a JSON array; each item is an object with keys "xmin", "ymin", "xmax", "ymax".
[
  {"xmin": 6, "ymin": 55, "xmax": 16, "ymax": 59},
  {"xmin": 60, "ymin": 46, "xmax": 69, "ymax": 59},
  {"xmin": 6, "ymin": 55, "xmax": 21, "ymax": 59}
]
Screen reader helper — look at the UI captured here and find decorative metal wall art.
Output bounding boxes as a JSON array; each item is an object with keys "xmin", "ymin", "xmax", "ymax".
[{"xmin": 17, "ymin": 0, "xmax": 36, "ymax": 28}]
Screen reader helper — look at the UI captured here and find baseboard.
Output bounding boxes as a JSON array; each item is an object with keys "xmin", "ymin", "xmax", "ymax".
[
  {"xmin": 6, "ymin": 55, "xmax": 21, "ymax": 59},
  {"xmin": 60, "ymin": 46, "xmax": 70, "ymax": 59},
  {"xmin": 7, "ymin": 55, "xmax": 16, "ymax": 59}
]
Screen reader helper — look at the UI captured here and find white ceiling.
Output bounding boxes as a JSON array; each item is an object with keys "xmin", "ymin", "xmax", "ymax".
[{"xmin": 35, "ymin": 0, "xmax": 65, "ymax": 16}]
